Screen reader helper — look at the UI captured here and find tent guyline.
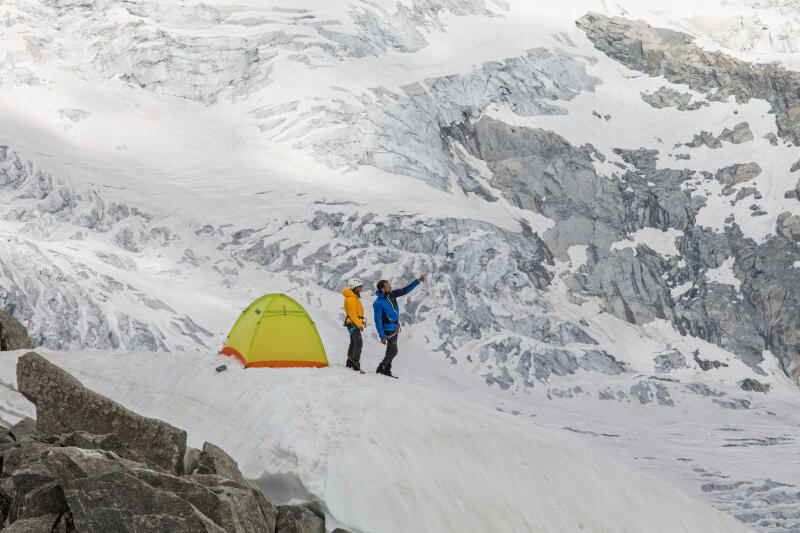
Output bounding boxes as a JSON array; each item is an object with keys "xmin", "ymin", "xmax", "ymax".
[{"xmin": 221, "ymin": 294, "xmax": 328, "ymax": 368}]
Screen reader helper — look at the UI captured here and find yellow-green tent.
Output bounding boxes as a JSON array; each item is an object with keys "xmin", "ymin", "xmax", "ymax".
[{"xmin": 221, "ymin": 294, "xmax": 328, "ymax": 368}]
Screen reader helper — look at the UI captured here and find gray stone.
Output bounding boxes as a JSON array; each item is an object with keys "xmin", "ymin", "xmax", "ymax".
[
  {"xmin": 764, "ymin": 132, "xmax": 779, "ymax": 146},
  {"xmin": 784, "ymin": 178, "xmax": 800, "ymax": 199},
  {"xmin": 0, "ymin": 310, "xmax": 34, "ymax": 351},
  {"xmin": 135, "ymin": 468, "xmax": 276, "ymax": 533},
  {"xmin": 715, "ymin": 162, "xmax": 762, "ymax": 187},
  {"xmin": 579, "ymin": 350, "xmax": 626, "ymax": 375},
  {"xmin": 686, "ymin": 382, "xmax": 724, "ymax": 397},
  {"xmin": 739, "ymin": 378, "xmax": 770, "ymax": 393},
  {"xmin": 275, "ymin": 505, "xmax": 325, "ymax": 533},
  {"xmin": 8, "ymin": 418, "xmax": 36, "ymax": 441},
  {"xmin": 184, "ymin": 446, "xmax": 201, "ymax": 475},
  {"xmin": 16, "ymin": 352, "xmax": 187, "ymax": 474},
  {"xmin": 8, "ymin": 482, "xmax": 68, "ymax": 522},
  {"xmin": 712, "ymin": 398, "xmax": 751, "ymax": 410},
  {"xmin": 640, "ymin": 87, "xmax": 694, "ymax": 109},
  {"xmin": 215, "ymin": 364, "xmax": 227, "ymax": 372},
  {"xmin": 3, "ymin": 513, "xmax": 65, "ymax": 532},
  {"xmin": 718, "ymin": 122, "xmax": 753, "ymax": 144},
  {"xmin": 777, "ymin": 212, "xmax": 800, "ymax": 242},
  {"xmin": 629, "ymin": 382, "xmax": 653, "ymax": 404},
  {"xmin": 653, "ymin": 349, "xmax": 686, "ymax": 374},
  {"xmin": 63, "ymin": 471, "xmax": 225, "ymax": 532},
  {"xmin": 58, "ymin": 431, "xmax": 143, "ymax": 463},
  {"xmin": 195, "ymin": 442, "xmax": 247, "ymax": 486}
]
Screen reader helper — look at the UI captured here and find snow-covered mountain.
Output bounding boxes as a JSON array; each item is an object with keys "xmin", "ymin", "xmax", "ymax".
[{"xmin": 1, "ymin": 0, "xmax": 799, "ymax": 531}]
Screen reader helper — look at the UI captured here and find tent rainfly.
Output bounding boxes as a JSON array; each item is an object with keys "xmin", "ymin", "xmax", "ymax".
[{"xmin": 221, "ymin": 294, "xmax": 328, "ymax": 368}]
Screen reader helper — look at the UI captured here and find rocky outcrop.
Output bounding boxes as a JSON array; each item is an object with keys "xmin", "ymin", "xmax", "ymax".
[
  {"xmin": 16, "ymin": 352, "xmax": 187, "ymax": 474},
  {"xmin": 640, "ymin": 87, "xmax": 703, "ymax": 110},
  {"xmin": 576, "ymin": 12, "xmax": 800, "ymax": 145},
  {"xmin": 3, "ymin": 352, "xmax": 287, "ymax": 532},
  {"xmin": 0, "ymin": 311, "xmax": 34, "ymax": 351}
]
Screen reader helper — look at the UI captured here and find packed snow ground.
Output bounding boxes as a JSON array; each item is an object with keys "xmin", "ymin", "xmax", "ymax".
[{"xmin": 0, "ymin": 349, "xmax": 752, "ymax": 533}]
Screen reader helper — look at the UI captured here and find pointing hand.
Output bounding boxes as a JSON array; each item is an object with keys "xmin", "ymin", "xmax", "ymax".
[{"xmin": 418, "ymin": 275, "xmax": 426, "ymax": 282}]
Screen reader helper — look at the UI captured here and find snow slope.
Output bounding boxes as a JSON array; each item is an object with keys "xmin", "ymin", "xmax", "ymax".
[{"xmin": 0, "ymin": 349, "xmax": 750, "ymax": 533}]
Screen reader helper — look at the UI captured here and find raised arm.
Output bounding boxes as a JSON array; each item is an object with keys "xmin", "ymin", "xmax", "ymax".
[{"xmin": 390, "ymin": 279, "xmax": 419, "ymax": 298}]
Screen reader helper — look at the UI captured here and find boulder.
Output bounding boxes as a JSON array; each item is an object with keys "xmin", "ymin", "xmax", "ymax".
[
  {"xmin": 275, "ymin": 505, "xmax": 325, "ymax": 533},
  {"xmin": 0, "ymin": 310, "xmax": 34, "ymax": 351},
  {"xmin": 7, "ymin": 417, "xmax": 36, "ymax": 441},
  {"xmin": 8, "ymin": 482, "xmax": 68, "ymax": 522},
  {"xmin": 58, "ymin": 431, "xmax": 144, "ymax": 463},
  {"xmin": 16, "ymin": 352, "xmax": 187, "ymax": 474},
  {"xmin": 62, "ymin": 471, "xmax": 225, "ymax": 532},
  {"xmin": 195, "ymin": 442, "xmax": 247, "ymax": 485},
  {"xmin": 777, "ymin": 212, "xmax": 800, "ymax": 242}
]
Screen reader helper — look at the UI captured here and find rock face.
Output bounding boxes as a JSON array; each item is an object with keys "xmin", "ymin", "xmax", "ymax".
[
  {"xmin": 3, "ymin": 352, "xmax": 286, "ymax": 532},
  {"xmin": 576, "ymin": 12, "xmax": 800, "ymax": 145},
  {"xmin": 16, "ymin": 352, "xmax": 187, "ymax": 474},
  {"xmin": 0, "ymin": 311, "xmax": 34, "ymax": 351}
]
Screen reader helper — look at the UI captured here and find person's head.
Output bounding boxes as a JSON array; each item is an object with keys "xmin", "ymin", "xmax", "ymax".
[
  {"xmin": 377, "ymin": 279, "xmax": 392, "ymax": 295},
  {"xmin": 347, "ymin": 278, "xmax": 363, "ymax": 294}
]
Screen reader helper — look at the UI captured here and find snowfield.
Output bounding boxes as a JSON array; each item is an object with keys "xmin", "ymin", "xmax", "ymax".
[{"xmin": 0, "ymin": 349, "xmax": 750, "ymax": 533}]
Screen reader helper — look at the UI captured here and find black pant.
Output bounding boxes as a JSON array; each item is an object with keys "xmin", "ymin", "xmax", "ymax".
[
  {"xmin": 347, "ymin": 328, "xmax": 362, "ymax": 370},
  {"xmin": 379, "ymin": 331, "xmax": 399, "ymax": 372}
]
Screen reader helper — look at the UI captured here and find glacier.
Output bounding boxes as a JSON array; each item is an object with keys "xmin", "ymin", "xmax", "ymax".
[{"xmin": 1, "ymin": 0, "xmax": 800, "ymax": 530}]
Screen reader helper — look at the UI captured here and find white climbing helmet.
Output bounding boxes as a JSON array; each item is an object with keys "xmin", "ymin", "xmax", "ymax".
[{"xmin": 346, "ymin": 277, "xmax": 363, "ymax": 290}]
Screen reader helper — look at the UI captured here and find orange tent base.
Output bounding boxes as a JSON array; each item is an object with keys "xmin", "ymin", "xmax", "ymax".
[{"xmin": 220, "ymin": 347, "xmax": 328, "ymax": 368}]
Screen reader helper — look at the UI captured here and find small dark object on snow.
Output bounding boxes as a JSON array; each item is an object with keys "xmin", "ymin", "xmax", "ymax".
[
  {"xmin": 215, "ymin": 364, "xmax": 227, "ymax": 373},
  {"xmin": 739, "ymin": 378, "xmax": 770, "ymax": 393}
]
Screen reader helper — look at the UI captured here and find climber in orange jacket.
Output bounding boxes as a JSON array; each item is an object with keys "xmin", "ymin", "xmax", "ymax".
[{"xmin": 342, "ymin": 278, "xmax": 366, "ymax": 372}]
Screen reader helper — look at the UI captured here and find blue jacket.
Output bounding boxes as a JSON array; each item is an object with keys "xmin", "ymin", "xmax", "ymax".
[{"xmin": 373, "ymin": 280, "xmax": 419, "ymax": 339}]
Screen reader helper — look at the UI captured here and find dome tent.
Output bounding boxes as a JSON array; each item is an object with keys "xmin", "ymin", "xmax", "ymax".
[{"xmin": 221, "ymin": 294, "xmax": 328, "ymax": 368}]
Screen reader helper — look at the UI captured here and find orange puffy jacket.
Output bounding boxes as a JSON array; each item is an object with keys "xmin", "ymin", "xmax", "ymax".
[{"xmin": 342, "ymin": 288, "xmax": 365, "ymax": 329}]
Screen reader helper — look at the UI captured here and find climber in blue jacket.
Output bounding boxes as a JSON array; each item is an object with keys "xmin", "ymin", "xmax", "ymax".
[{"xmin": 372, "ymin": 275, "xmax": 425, "ymax": 377}]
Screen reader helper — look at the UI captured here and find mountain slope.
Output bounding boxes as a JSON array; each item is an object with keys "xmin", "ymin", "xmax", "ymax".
[{"xmin": 1, "ymin": 0, "xmax": 800, "ymax": 530}]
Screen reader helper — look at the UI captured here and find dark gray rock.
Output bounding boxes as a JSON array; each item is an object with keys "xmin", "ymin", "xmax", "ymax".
[
  {"xmin": 715, "ymin": 163, "xmax": 762, "ymax": 187},
  {"xmin": 579, "ymin": 350, "xmax": 626, "ymax": 375},
  {"xmin": 195, "ymin": 442, "xmax": 247, "ymax": 485},
  {"xmin": 8, "ymin": 482, "xmax": 68, "ymax": 522},
  {"xmin": 275, "ymin": 505, "xmax": 325, "ymax": 533},
  {"xmin": 712, "ymin": 398, "xmax": 751, "ymax": 410},
  {"xmin": 686, "ymin": 382, "xmax": 725, "ymax": 397},
  {"xmin": 62, "ymin": 471, "xmax": 225, "ymax": 532},
  {"xmin": 0, "ymin": 310, "xmax": 34, "ymax": 351},
  {"xmin": 718, "ymin": 122, "xmax": 753, "ymax": 144},
  {"xmin": 3, "ymin": 513, "xmax": 67, "ymax": 532},
  {"xmin": 776, "ymin": 212, "xmax": 800, "ymax": 242},
  {"xmin": 184, "ymin": 446, "xmax": 201, "ymax": 475},
  {"xmin": 784, "ymin": 178, "xmax": 800, "ymax": 199},
  {"xmin": 629, "ymin": 382, "xmax": 653, "ymax": 404},
  {"xmin": 739, "ymin": 378, "xmax": 770, "ymax": 393},
  {"xmin": 16, "ymin": 352, "xmax": 187, "ymax": 474},
  {"xmin": 8, "ymin": 418, "xmax": 36, "ymax": 441},
  {"xmin": 653, "ymin": 349, "xmax": 686, "ymax": 374},
  {"xmin": 58, "ymin": 431, "xmax": 143, "ymax": 463}
]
